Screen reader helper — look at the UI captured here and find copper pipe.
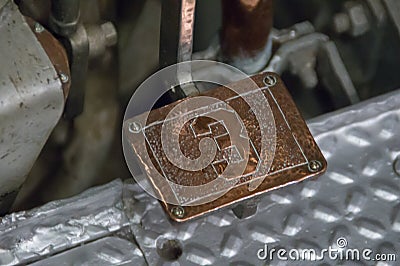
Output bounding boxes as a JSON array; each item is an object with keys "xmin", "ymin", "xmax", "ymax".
[{"xmin": 221, "ymin": 0, "xmax": 273, "ymax": 73}]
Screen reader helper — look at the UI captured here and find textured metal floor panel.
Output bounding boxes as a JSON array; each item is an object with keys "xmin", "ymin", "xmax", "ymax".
[
  {"xmin": 0, "ymin": 180, "xmax": 131, "ymax": 265},
  {"xmin": 127, "ymin": 89, "xmax": 400, "ymax": 265},
  {"xmin": 30, "ymin": 237, "xmax": 145, "ymax": 266}
]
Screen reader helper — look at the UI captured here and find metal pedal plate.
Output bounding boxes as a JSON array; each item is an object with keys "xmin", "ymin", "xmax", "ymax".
[{"xmin": 124, "ymin": 72, "xmax": 327, "ymax": 221}]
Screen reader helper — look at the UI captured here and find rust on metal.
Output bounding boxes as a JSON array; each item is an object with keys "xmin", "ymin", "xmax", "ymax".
[
  {"xmin": 27, "ymin": 17, "xmax": 71, "ymax": 98},
  {"xmin": 220, "ymin": 0, "xmax": 273, "ymax": 67},
  {"xmin": 126, "ymin": 73, "xmax": 326, "ymax": 222}
]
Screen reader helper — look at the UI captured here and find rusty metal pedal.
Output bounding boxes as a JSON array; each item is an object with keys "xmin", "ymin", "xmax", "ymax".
[{"xmin": 124, "ymin": 72, "xmax": 326, "ymax": 222}]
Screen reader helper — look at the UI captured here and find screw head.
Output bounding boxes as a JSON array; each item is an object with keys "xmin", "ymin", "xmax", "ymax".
[
  {"xmin": 34, "ymin": 23, "xmax": 44, "ymax": 33},
  {"xmin": 128, "ymin": 122, "xmax": 142, "ymax": 133},
  {"xmin": 308, "ymin": 160, "xmax": 322, "ymax": 173},
  {"xmin": 59, "ymin": 73, "xmax": 69, "ymax": 83},
  {"xmin": 171, "ymin": 206, "xmax": 185, "ymax": 218},
  {"xmin": 263, "ymin": 75, "xmax": 277, "ymax": 87}
]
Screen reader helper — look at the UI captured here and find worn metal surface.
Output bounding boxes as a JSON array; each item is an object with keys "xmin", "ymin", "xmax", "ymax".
[
  {"xmin": 159, "ymin": 0, "xmax": 198, "ymax": 97},
  {"xmin": 63, "ymin": 24, "xmax": 90, "ymax": 119},
  {"xmin": 0, "ymin": 180, "xmax": 129, "ymax": 265},
  {"xmin": 25, "ymin": 17, "xmax": 71, "ymax": 98},
  {"xmin": 30, "ymin": 237, "xmax": 145, "ymax": 266},
  {"xmin": 159, "ymin": 0, "xmax": 196, "ymax": 68},
  {"xmin": 0, "ymin": 0, "xmax": 65, "ymax": 214},
  {"xmin": 128, "ymin": 89, "xmax": 400, "ymax": 265},
  {"xmin": 221, "ymin": 0, "xmax": 273, "ymax": 73},
  {"xmin": 125, "ymin": 73, "xmax": 326, "ymax": 221}
]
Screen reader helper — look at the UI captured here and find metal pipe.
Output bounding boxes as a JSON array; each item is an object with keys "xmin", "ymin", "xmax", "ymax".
[
  {"xmin": 220, "ymin": 0, "xmax": 273, "ymax": 73},
  {"xmin": 50, "ymin": 0, "xmax": 80, "ymax": 36}
]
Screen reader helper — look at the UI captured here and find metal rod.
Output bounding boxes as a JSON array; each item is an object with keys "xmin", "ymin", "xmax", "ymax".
[
  {"xmin": 220, "ymin": 0, "xmax": 273, "ymax": 73},
  {"xmin": 159, "ymin": 0, "xmax": 198, "ymax": 98}
]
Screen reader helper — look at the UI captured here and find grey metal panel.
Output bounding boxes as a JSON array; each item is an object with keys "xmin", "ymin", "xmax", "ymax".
[{"xmin": 0, "ymin": 0, "xmax": 65, "ymax": 210}]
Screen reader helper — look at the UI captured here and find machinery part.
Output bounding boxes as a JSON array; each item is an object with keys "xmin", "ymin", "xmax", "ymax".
[
  {"xmin": 220, "ymin": 0, "xmax": 273, "ymax": 73},
  {"xmin": 194, "ymin": 21, "xmax": 359, "ymax": 113},
  {"xmin": 333, "ymin": 1, "xmax": 370, "ymax": 37},
  {"xmin": 63, "ymin": 24, "xmax": 89, "ymax": 119},
  {"xmin": 329, "ymin": 0, "xmax": 392, "ymax": 97},
  {"xmin": 193, "ymin": 21, "xmax": 314, "ymax": 70},
  {"xmin": 318, "ymin": 41, "xmax": 360, "ymax": 106},
  {"xmin": 0, "ymin": 0, "xmax": 67, "ymax": 214},
  {"xmin": 265, "ymin": 32, "xmax": 360, "ymax": 106},
  {"xmin": 15, "ymin": 0, "xmax": 120, "ymax": 206},
  {"xmin": 271, "ymin": 21, "xmax": 315, "ymax": 45},
  {"xmin": 124, "ymin": 72, "xmax": 326, "ymax": 222},
  {"xmin": 2, "ymin": 86, "xmax": 399, "ymax": 265},
  {"xmin": 159, "ymin": 0, "xmax": 196, "ymax": 68},
  {"xmin": 63, "ymin": 21, "xmax": 116, "ymax": 119},
  {"xmin": 49, "ymin": 0, "xmax": 80, "ymax": 37},
  {"xmin": 159, "ymin": 0, "xmax": 198, "ymax": 97},
  {"xmin": 25, "ymin": 18, "xmax": 71, "ymax": 98},
  {"xmin": 50, "ymin": 0, "xmax": 117, "ymax": 119},
  {"xmin": 86, "ymin": 22, "xmax": 118, "ymax": 60}
]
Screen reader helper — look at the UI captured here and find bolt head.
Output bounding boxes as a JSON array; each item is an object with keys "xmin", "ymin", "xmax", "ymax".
[
  {"xmin": 59, "ymin": 73, "xmax": 69, "ymax": 83},
  {"xmin": 346, "ymin": 3, "xmax": 370, "ymax": 37},
  {"xmin": 129, "ymin": 122, "xmax": 142, "ymax": 133},
  {"xmin": 171, "ymin": 206, "xmax": 185, "ymax": 218},
  {"xmin": 34, "ymin": 23, "xmax": 44, "ymax": 33},
  {"xmin": 308, "ymin": 160, "xmax": 322, "ymax": 173},
  {"xmin": 263, "ymin": 75, "xmax": 277, "ymax": 87}
]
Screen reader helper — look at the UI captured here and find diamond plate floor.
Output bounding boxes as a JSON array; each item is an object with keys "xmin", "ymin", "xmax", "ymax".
[{"xmin": 127, "ymin": 90, "xmax": 400, "ymax": 265}]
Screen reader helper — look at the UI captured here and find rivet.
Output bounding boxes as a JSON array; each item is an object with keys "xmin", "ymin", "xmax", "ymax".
[
  {"xmin": 171, "ymin": 206, "xmax": 185, "ymax": 218},
  {"xmin": 34, "ymin": 23, "xmax": 44, "ymax": 33},
  {"xmin": 59, "ymin": 73, "xmax": 69, "ymax": 83},
  {"xmin": 308, "ymin": 160, "xmax": 322, "ymax": 173}
]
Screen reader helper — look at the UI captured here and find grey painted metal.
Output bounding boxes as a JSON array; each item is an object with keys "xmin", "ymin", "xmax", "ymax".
[
  {"xmin": 0, "ymin": 0, "xmax": 64, "ymax": 213},
  {"xmin": 0, "ymin": 89, "xmax": 399, "ymax": 265}
]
